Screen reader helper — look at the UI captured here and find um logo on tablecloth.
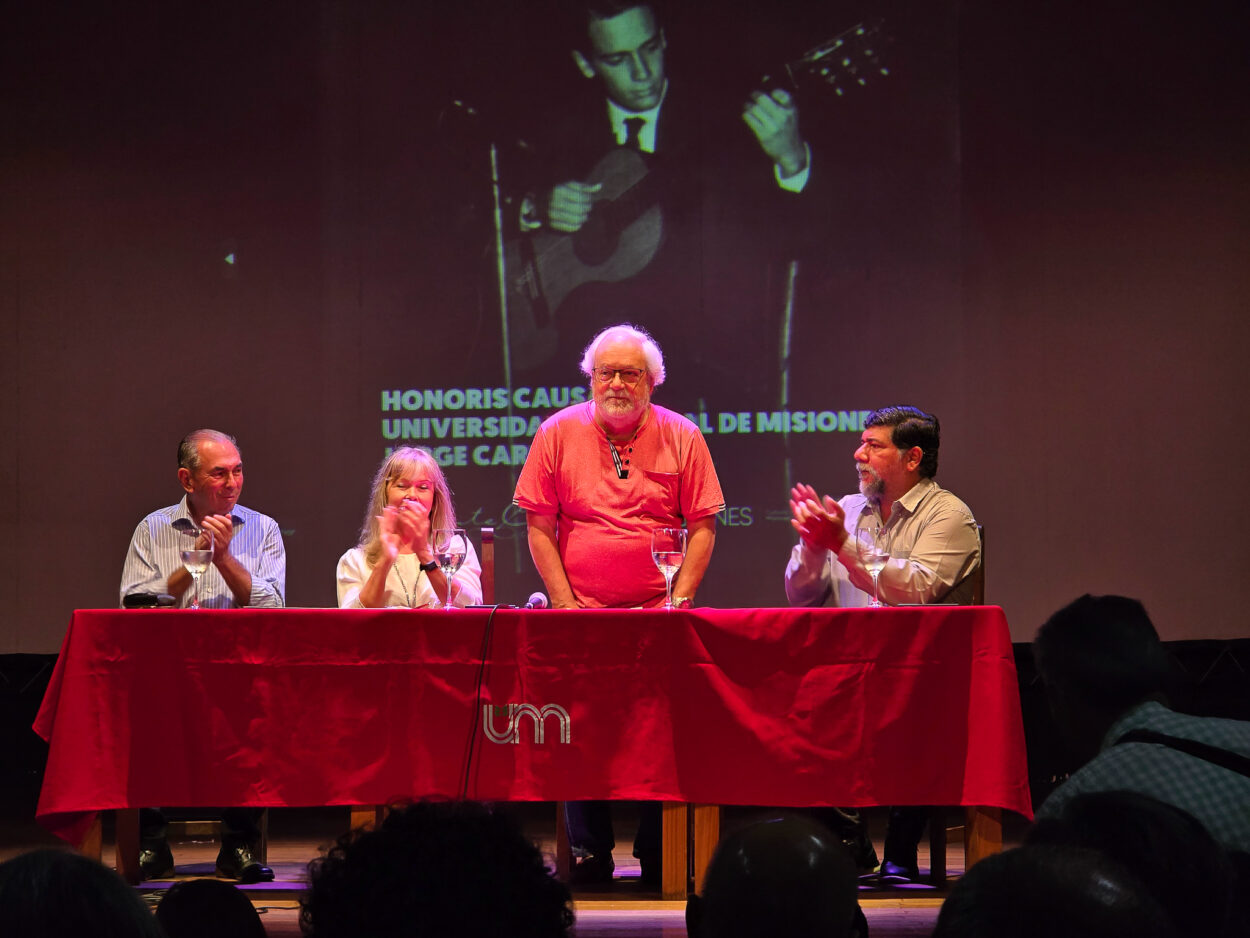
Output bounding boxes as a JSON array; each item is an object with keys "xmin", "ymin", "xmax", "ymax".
[{"xmin": 483, "ymin": 703, "xmax": 571, "ymax": 744}]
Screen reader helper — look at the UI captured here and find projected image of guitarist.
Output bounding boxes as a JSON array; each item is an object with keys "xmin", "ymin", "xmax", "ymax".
[
  {"xmin": 504, "ymin": 0, "xmax": 833, "ymax": 390},
  {"xmin": 526, "ymin": 2, "xmax": 811, "ymax": 231}
]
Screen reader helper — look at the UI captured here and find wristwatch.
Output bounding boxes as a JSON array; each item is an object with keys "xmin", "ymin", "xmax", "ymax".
[
  {"xmin": 672, "ymin": 596, "xmax": 692, "ymax": 609},
  {"xmin": 419, "ymin": 559, "xmax": 440, "ymax": 573}
]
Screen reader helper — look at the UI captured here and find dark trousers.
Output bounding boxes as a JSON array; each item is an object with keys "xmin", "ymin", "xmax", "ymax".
[
  {"xmin": 883, "ymin": 806, "xmax": 930, "ymax": 865},
  {"xmin": 812, "ymin": 805, "xmax": 929, "ymax": 866},
  {"xmin": 564, "ymin": 800, "xmax": 661, "ymax": 859}
]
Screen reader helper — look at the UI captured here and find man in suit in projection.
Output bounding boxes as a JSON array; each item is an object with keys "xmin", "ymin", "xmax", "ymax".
[
  {"xmin": 529, "ymin": 0, "xmax": 812, "ymax": 230},
  {"xmin": 505, "ymin": 0, "xmax": 828, "ymax": 403},
  {"xmin": 785, "ymin": 405, "xmax": 980, "ymax": 882}
]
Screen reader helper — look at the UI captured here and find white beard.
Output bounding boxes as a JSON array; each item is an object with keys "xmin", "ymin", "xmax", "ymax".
[{"xmin": 857, "ymin": 465, "xmax": 884, "ymax": 501}]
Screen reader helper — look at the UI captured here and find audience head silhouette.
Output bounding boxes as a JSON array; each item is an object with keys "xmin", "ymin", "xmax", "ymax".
[
  {"xmin": 0, "ymin": 847, "xmax": 165, "ymax": 938},
  {"xmin": 686, "ymin": 814, "xmax": 862, "ymax": 938},
  {"xmin": 156, "ymin": 877, "xmax": 267, "ymax": 938},
  {"xmin": 300, "ymin": 800, "xmax": 573, "ymax": 938},
  {"xmin": 932, "ymin": 844, "xmax": 1179, "ymax": 938},
  {"xmin": 1033, "ymin": 593, "xmax": 1171, "ymax": 761},
  {"xmin": 1027, "ymin": 789, "xmax": 1239, "ymax": 938}
]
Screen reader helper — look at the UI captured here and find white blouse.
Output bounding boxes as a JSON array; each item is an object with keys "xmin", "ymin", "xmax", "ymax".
[{"xmin": 335, "ymin": 543, "xmax": 483, "ymax": 608}]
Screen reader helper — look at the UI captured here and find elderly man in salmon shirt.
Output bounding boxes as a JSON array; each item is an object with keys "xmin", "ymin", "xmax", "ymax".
[{"xmin": 513, "ymin": 322, "xmax": 725, "ymax": 887}]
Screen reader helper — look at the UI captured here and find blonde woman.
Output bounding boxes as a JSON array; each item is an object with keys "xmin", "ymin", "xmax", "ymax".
[{"xmin": 337, "ymin": 447, "xmax": 482, "ymax": 608}]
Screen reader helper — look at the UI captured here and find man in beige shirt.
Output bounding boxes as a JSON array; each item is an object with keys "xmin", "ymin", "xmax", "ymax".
[
  {"xmin": 786, "ymin": 406, "xmax": 979, "ymax": 608},
  {"xmin": 786, "ymin": 405, "xmax": 980, "ymax": 883}
]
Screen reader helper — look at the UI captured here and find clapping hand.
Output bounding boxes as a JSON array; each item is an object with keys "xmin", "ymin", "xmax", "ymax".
[
  {"xmin": 199, "ymin": 514, "xmax": 233, "ymax": 562},
  {"xmin": 378, "ymin": 499, "xmax": 430, "ymax": 561},
  {"xmin": 789, "ymin": 483, "xmax": 847, "ymax": 553}
]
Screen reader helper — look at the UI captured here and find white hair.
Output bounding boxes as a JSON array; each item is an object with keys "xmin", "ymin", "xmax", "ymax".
[{"xmin": 579, "ymin": 323, "xmax": 666, "ymax": 386}]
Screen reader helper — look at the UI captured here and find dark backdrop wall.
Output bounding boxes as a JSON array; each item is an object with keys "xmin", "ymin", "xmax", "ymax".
[{"xmin": 3, "ymin": 0, "xmax": 1247, "ymax": 652}]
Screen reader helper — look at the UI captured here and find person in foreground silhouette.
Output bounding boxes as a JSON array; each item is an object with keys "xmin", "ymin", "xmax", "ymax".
[
  {"xmin": 0, "ymin": 847, "xmax": 166, "ymax": 938},
  {"xmin": 1026, "ymin": 789, "xmax": 1243, "ymax": 938},
  {"xmin": 686, "ymin": 815, "xmax": 866, "ymax": 938},
  {"xmin": 1032, "ymin": 593, "xmax": 1250, "ymax": 854},
  {"xmin": 156, "ymin": 877, "xmax": 267, "ymax": 938},
  {"xmin": 300, "ymin": 800, "xmax": 573, "ymax": 938},
  {"xmin": 930, "ymin": 844, "xmax": 1179, "ymax": 938}
]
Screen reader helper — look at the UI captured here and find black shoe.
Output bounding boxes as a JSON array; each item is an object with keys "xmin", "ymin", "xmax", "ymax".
[
  {"xmin": 569, "ymin": 853, "xmax": 615, "ymax": 885},
  {"xmin": 215, "ymin": 842, "xmax": 274, "ymax": 883},
  {"xmin": 843, "ymin": 830, "xmax": 879, "ymax": 873},
  {"xmin": 813, "ymin": 808, "xmax": 878, "ymax": 874},
  {"xmin": 139, "ymin": 839, "xmax": 175, "ymax": 880},
  {"xmin": 879, "ymin": 859, "xmax": 919, "ymax": 884}
]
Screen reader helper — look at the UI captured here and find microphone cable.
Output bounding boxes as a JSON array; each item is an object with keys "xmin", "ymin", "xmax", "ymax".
[{"xmin": 459, "ymin": 603, "xmax": 501, "ymax": 800}]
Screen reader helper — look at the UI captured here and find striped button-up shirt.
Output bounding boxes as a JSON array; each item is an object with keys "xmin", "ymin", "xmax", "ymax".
[{"xmin": 119, "ymin": 496, "xmax": 286, "ymax": 608}]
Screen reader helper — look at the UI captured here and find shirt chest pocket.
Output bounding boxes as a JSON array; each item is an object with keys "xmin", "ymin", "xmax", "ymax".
[{"xmin": 637, "ymin": 469, "xmax": 681, "ymax": 522}]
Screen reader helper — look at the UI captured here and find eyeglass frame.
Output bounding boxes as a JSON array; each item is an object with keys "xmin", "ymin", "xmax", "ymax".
[{"xmin": 591, "ymin": 367, "xmax": 648, "ymax": 387}]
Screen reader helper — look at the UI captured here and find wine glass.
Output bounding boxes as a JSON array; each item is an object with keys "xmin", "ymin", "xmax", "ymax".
[
  {"xmin": 651, "ymin": 527, "xmax": 687, "ymax": 610},
  {"xmin": 856, "ymin": 525, "xmax": 888, "ymax": 607},
  {"xmin": 432, "ymin": 528, "xmax": 467, "ymax": 610},
  {"xmin": 180, "ymin": 528, "xmax": 214, "ymax": 609}
]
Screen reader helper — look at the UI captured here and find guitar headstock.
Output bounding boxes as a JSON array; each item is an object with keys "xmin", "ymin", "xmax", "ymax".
[{"xmin": 780, "ymin": 20, "xmax": 890, "ymax": 97}]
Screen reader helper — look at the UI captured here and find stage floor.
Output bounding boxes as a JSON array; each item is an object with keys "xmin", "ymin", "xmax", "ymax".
[{"xmin": 3, "ymin": 795, "xmax": 999, "ymax": 937}]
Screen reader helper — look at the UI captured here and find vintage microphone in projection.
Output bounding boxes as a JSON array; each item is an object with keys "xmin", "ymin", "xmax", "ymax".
[{"xmin": 437, "ymin": 95, "xmax": 536, "ymax": 582}]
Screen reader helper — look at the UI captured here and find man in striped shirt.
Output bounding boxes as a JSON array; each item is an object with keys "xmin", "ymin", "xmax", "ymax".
[
  {"xmin": 118, "ymin": 428, "xmax": 286, "ymax": 883},
  {"xmin": 119, "ymin": 428, "xmax": 285, "ymax": 609}
]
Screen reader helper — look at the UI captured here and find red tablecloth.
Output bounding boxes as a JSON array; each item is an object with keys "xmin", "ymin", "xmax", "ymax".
[{"xmin": 34, "ymin": 606, "xmax": 1032, "ymax": 844}]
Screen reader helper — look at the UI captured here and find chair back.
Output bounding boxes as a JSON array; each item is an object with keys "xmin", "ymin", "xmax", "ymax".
[
  {"xmin": 480, "ymin": 527, "xmax": 495, "ymax": 605},
  {"xmin": 970, "ymin": 524, "xmax": 985, "ymax": 605}
]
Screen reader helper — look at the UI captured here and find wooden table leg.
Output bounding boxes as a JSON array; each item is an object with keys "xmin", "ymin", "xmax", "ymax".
[
  {"xmin": 348, "ymin": 805, "xmax": 384, "ymax": 832},
  {"xmin": 690, "ymin": 804, "xmax": 720, "ymax": 896},
  {"xmin": 79, "ymin": 813, "xmax": 104, "ymax": 863},
  {"xmin": 115, "ymin": 808, "xmax": 141, "ymax": 885},
  {"xmin": 661, "ymin": 802, "xmax": 688, "ymax": 900},
  {"xmin": 964, "ymin": 806, "xmax": 1002, "ymax": 871}
]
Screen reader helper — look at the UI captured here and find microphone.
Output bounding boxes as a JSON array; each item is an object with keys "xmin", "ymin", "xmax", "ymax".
[
  {"xmin": 123, "ymin": 593, "xmax": 176, "ymax": 608},
  {"xmin": 524, "ymin": 592, "xmax": 549, "ymax": 610}
]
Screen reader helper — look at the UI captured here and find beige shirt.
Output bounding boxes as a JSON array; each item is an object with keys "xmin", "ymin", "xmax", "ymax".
[{"xmin": 785, "ymin": 477, "xmax": 980, "ymax": 607}]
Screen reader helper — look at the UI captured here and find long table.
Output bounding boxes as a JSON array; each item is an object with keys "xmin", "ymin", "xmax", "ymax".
[{"xmin": 34, "ymin": 606, "xmax": 1032, "ymax": 897}]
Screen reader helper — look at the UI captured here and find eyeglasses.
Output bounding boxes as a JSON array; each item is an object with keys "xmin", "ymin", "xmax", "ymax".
[{"xmin": 592, "ymin": 367, "xmax": 646, "ymax": 386}]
